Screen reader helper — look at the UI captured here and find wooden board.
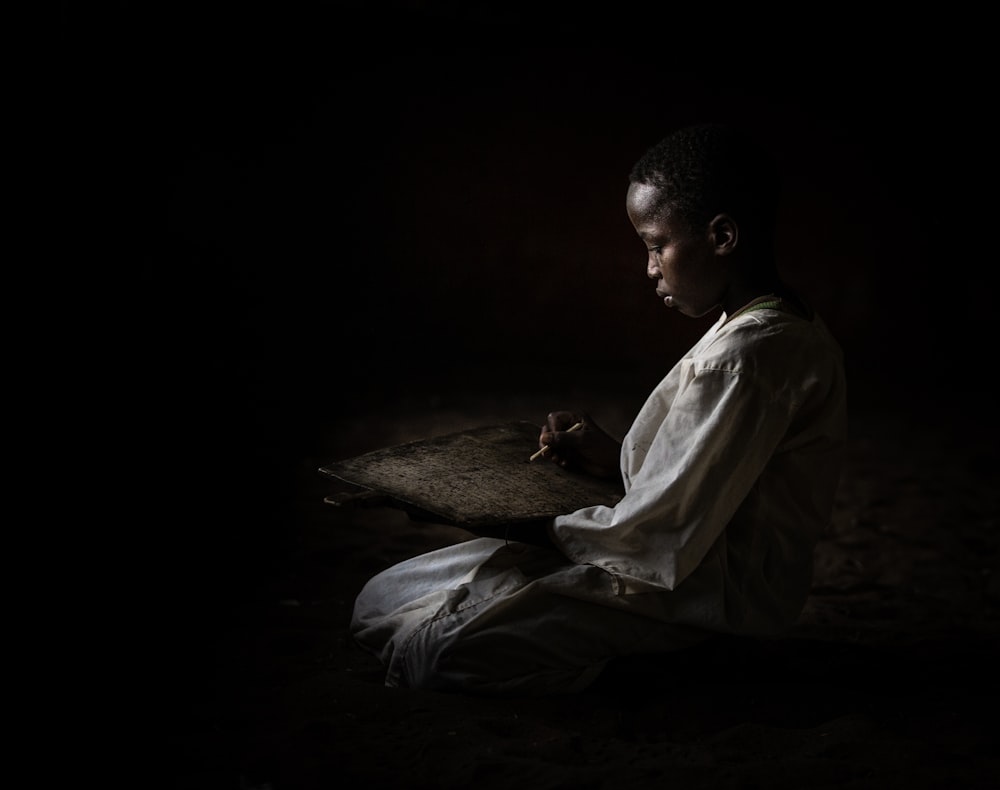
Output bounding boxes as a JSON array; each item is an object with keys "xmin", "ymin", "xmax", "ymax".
[{"xmin": 318, "ymin": 421, "xmax": 624, "ymax": 528}]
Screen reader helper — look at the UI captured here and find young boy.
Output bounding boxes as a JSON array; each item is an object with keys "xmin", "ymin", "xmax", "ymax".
[{"xmin": 350, "ymin": 123, "xmax": 848, "ymax": 695}]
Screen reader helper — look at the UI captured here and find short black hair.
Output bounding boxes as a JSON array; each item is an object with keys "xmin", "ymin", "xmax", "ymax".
[{"xmin": 629, "ymin": 123, "xmax": 780, "ymax": 243}]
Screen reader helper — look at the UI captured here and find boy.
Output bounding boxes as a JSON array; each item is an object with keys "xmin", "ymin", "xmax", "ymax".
[{"xmin": 350, "ymin": 123, "xmax": 847, "ymax": 695}]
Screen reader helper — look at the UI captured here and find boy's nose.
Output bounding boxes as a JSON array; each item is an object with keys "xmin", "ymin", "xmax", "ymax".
[{"xmin": 646, "ymin": 260, "xmax": 660, "ymax": 280}]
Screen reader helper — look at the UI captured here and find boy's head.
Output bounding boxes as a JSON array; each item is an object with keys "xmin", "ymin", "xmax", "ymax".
[
  {"xmin": 628, "ymin": 123, "xmax": 780, "ymax": 248},
  {"xmin": 625, "ymin": 123, "xmax": 783, "ymax": 319}
]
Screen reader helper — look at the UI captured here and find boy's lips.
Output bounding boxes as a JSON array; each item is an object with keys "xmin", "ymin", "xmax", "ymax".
[{"xmin": 656, "ymin": 289, "xmax": 674, "ymax": 307}]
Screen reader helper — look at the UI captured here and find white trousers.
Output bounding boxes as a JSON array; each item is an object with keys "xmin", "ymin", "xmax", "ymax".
[{"xmin": 350, "ymin": 537, "xmax": 707, "ymax": 696}]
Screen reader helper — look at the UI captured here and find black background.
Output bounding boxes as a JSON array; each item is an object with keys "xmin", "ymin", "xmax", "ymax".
[{"xmin": 61, "ymin": 3, "xmax": 993, "ymax": 687}]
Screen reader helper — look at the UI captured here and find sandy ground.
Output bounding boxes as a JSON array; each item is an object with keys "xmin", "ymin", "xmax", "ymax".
[{"xmin": 165, "ymin": 375, "xmax": 999, "ymax": 790}]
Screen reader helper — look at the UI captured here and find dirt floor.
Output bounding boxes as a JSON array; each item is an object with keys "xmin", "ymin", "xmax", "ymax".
[{"xmin": 162, "ymin": 368, "xmax": 999, "ymax": 790}]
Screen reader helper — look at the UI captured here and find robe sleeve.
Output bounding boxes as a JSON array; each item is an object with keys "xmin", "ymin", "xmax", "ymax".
[{"xmin": 549, "ymin": 350, "xmax": 799, "ymax": 593}]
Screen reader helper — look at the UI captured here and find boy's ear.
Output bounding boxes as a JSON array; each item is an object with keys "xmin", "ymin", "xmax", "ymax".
[{"xmin": 709, "ymin": 214, "xmax": 738, "ymax": 255}]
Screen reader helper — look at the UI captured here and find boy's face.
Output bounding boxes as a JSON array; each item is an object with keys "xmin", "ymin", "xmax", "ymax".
[{"xmin": 625, "ymin": 182, "xmax": 729, "ymax": 319}]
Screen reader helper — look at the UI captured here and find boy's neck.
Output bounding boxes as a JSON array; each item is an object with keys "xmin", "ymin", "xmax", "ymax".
[
  {"xmin": 723, "ymin": 279, "xmax": 811, "ymax": 323},
  {"xmin": 723, "ymin": 272, "xmax": 782, "ymax": 316}
]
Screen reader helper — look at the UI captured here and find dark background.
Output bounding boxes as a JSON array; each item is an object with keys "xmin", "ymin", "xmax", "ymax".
[{"xmin": 64, "ymin": 3, "xmax": 994, "ymax": 737}]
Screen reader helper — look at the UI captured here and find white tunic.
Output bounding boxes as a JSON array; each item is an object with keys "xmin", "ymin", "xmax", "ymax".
[{"xmin": 351, "ymin": 308, "xmax": 847, "ymax": 695}]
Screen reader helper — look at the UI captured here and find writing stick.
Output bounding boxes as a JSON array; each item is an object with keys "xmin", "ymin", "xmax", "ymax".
[{"xmin": 529, "ymin": 421, "xmax": 584, "ymax": 462}]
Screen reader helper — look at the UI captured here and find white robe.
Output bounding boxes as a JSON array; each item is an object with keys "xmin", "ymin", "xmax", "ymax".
[{"xmin": 351, "ymin": 308, "xmax": 847, "ymax": 695}]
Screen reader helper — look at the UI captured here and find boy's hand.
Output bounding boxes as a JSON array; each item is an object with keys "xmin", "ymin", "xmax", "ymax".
[{"xmin": 538, "ymin": 411, "xmax": 622, "ymax": 481}]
